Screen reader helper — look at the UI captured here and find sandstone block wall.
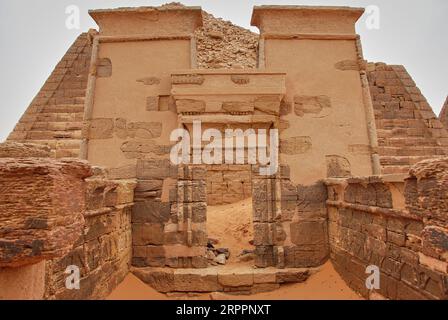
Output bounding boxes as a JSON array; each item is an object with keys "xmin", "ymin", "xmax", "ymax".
[
  {"xmin": 368, "ymin": 63, "xmax": 448, "ymax": 175},
  {"xmin": 45, "ymin": 171, "xmax": 136, "ymax": 299},
  {"xmin": 326, "ymin": 158, "xmax": 448, "ymax": 300},
  {"xmin": 0, "ymin": 155, "xmax": 136, "ymax": 300},
  {"xmin": 0, "ymin": 158, "xmax": 91, "ymax": 299},
  {"xmin": 0, "ymin": 158, "xmax": 92, "ymax": 267}
]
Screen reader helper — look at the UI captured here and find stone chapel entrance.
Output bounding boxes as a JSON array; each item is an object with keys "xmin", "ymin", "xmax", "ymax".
[{"xmin": 172, "ymin": 69, "xmax": 286, "ymax": 268}]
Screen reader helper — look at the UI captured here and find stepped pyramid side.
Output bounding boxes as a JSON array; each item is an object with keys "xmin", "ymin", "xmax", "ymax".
[
  {"xmin": 439, "ymin": 96, "xmax": 448, "ymax": 128},
  {"xmin": 7, "ymin": 33, "xmax": 92, "ymax": 158},
  {"xmin": 367, "ymin": 62, "xmax": 448, "ymax": 174}
]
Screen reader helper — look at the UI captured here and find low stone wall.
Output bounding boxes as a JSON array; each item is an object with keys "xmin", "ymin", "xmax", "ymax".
[
  {"xmin": 0, "ymin": 155, "xmax": 136, "ymax": 300},
  {"xmin": 0, "ymin": 158, "xmax": 92, "ymax": 267},
  {"xmin": 45, "ymin": 171, "xmax": 136, "ymax": 299},
  {"xmin": 326, "ymin": 158, "xmax": 448, "ymax": 300}
]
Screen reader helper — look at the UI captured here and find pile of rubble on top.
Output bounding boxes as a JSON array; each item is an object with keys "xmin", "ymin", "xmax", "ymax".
[
  {"xmin": 196, "ymin": 11, "xmax": 258, "ymax": 69},
  {"xmin": 162, "ymin": 2, "xmax": 259, "ymax": 69}
]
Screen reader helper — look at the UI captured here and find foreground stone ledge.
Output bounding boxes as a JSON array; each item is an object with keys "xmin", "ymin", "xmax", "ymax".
[
  {"xmin": 0, "ymin": 158, "xmax": 92, "ymax": 267},
  {"xmin": 131, "ymin": 265, "xmax": 318, "ymax": 294}
]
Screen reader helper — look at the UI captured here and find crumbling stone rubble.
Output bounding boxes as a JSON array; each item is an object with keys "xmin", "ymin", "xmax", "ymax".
[{"xmin": 196, "ymin": 10, "xmax": 258, "ymax": 69}]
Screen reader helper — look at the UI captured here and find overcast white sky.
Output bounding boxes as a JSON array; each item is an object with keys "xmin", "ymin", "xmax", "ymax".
[{"xmin": 0, "ymin": 0, "xmax": 447, "ymax": 141}]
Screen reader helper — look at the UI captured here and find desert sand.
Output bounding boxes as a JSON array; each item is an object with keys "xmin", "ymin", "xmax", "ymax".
[{"xmin": 206, "ymin": 198, "xmax": 254, "ymax": 263}]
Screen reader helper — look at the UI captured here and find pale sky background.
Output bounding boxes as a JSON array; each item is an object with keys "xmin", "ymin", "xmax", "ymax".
[{"xmin": 0, "ymin": 0, "xmax": 447, "ymax": 141}]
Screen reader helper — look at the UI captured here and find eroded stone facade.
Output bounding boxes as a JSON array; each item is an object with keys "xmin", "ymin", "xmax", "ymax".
[{"xmin": 1, "ymin": 3, "xmax": 447, "ymax": 300}]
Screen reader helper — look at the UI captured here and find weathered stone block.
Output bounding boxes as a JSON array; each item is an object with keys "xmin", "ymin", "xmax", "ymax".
[
  {"xmin": 145, "ymin": 246, "xmax": 166, "ymax": 267},
  {"xmin": 253, "ymin": 96, "xmax": 280, "ymax": 115},
  {"xmin": 218, "ymin": 272, "xmax": 254, "ymax": 287},
  {"xmin": 284, "ymin": 244, "xmax": 329, "ymax": 268},
  {"xmin": 222, "ymin": 101, "xmax": 253, "ymax": 113},
  {"xmin": 173, "ymin": 271, "xmax": 222, "ymax": 292},
  {"xmin": 127, "ymin": 122, "xmax": 162, "ymax": 139},
  {"xmin": 137, "ymin": 159, "xmax": 177, "ymax": 180},
  {"xmin": 132, "ymin": 200, "xmax": 171, "ymax": 224},
  {"xmin": 276, "ymin": 270, "xmax": 310, "ymax": 283},
  {"xmin": 280, "ymin": 136, "xmax": 312, "ymax": 155},
  {"xmin": 254, "ymin": 223, "xmax": 272, "ymax": 246},
  {"xmin": 294, "ymin": 95, "xmax": 331, "ymax": 116},
  {"xmin": 132, "ymin": 223, "xmax": 164, "ymax": 246},
  {"xmin": 254, "ymin": 245, "xmax": 275, "ymax": 268},
  {"xmin": 326, "ymin": 155, "xmax": 351, "ymax": 177},
  {"xmin": 176, "ymin": 99, "xmax": 206, "ymax": 113},
  {"xmin": 421, "ymin": 226, "xmax": 448, "ymax": 261},
  {"xmin": 335, "ymin": 60, "xmax": 359, "ymax": 71},
  {"xmin": 191, "ymin": 202, "xmax": 207, "ymax": 223},
  {"xmin": 132, "ymin": 269, "xmax": 175, "ymax": 293},
  {"xmin": 88, "ymin": 118, "xmax": 114, "ymax": 139},
  {"xmin": 97, "ymin": 58, "xmax": 112, "ymax": 77},
  {"xmin": 290, "ymin": 220, "xmax": 327, "ymax": 246}
]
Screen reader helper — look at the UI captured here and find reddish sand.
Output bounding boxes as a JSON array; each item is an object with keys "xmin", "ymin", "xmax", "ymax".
[
  {"xmin": 107, "ymin": 261, "xmax": 363, "ymax": 300},
  {"xmin": 206, "ymin": 198, "xmax": 254, "ymax": 263}
]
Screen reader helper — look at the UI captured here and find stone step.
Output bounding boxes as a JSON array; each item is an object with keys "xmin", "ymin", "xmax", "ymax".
[
  {"xmin": 380, "ymin": 155, "xmax": 444, "ymax": 166},
  {"xmin": 36, "ymin": 112, "xmax": 84, "ymax": 123},
  {"xmin": 40, "ymin": 104, "xmax": 85, "ymax": 114},
  {"xmin": 9, "ymin": 139, "xmax": 81, "ymax": 158},
  {"xmin": 378, "ymin": 146, "xmax": 448, "ymax": 157},
  {"xmin": 132, "ymin": 265, "xmax": 318, "ymax": 295},
  {"xmin": 381, "ymin": 165, "xmax": 411, "ymax": 175},
  {"xmin": 30, "ymin": 121, "xmax": 83, "ymax": 131},
  {"xmin": 55, "ymin": 148, "xmax": 80, "ymax": 158},
  {"xmin": 13, "ymin": 139, "xmax": 81, "ymax": 150},
  {"xmin": 376, "ymin": 128, "xmax": 428, "ymax": 139},
  {"xmin": 26, "ymin": 130, "xmax": 82, "ymax": 140},
  {"xmin": 376, "ymin": 119, "xmax": 426, "ymax": 130},
  {"xmin": 378, "ymin": 137, "xmax": 441, "ymax": 147}
]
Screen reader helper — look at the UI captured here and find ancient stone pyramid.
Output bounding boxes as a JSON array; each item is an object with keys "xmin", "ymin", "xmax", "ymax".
[
  {"xmin": 7, "ymin": 4, "xmax": 448, "ymax": 174},
  {"xmin": 367, "ymin": 63, "xmax": 448, "ymax": 174},
  {"xmin": 440, "ymin": 96, "xmax": 448, "ymax": 128},
  {"xmin": 7, "ymin": 33, "xmax": 91, "ymax": 158}
]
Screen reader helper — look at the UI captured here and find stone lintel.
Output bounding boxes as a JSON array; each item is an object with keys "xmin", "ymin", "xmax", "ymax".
[
  {"xmin": 179, "ymin": 114, "xmax": 278, "ymax": 124},
  {"xmin": 89, "ymin": 6, "xmax": 203, "ymax": 37},
  {"xmin": 171, "ymin": 69, "xmax": 286, "ymax": 102},
  {"xmin": 251, "ymin": 5, "xmax": 365, "ymax": 35}
]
